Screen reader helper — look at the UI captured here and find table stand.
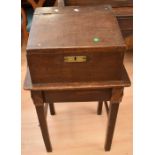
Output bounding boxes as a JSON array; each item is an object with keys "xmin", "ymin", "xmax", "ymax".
[{"xmin": 24, "ymin": 66, "xmax": 130, "ymax": 152}]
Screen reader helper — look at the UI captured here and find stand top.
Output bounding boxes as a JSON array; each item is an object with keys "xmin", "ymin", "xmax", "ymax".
[{"xmin": 23, "ymin": 66, "xmax": 131, "ymax": 91}]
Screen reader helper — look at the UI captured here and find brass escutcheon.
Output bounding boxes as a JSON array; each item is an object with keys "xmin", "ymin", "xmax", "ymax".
[{"xmin": 64, "ymin": 56, "xmax": 87, "ymax": 63}]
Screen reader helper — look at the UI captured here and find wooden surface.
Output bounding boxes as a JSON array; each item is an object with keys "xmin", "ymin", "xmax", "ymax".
[
  {"xmin": 27, "ymin": 50, "xmax": 125, "ymax": 84},
  {"xmin": 27, "ymin": 5, "xmax": 127, "ymax": 84},
  {"xmin": 24, "ymin": 65, "xmax": 130, "ymax": 90},
  {"xmin": 22, "ymin": 43, "xmax": 132, "ymax": 154},
  {"xmin": 56, "ymin": 1, "xmax": 133, "ymax": 50},
  {"xmin": 22, "ymin": 0, "xmax": 133, "ymax": 48},
  {"xmin": 27, "ymin": 6, "xmax": 125, "ymax": 50},
  {"xmin": 65, "ymin": 0, "xmax": 132, "ymax": 7},
  {"xmin": 112, "ymin": 6, "xmax": 132, "ymax": 16}
]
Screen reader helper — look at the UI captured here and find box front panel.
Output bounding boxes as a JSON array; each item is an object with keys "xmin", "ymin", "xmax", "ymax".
[{"xmin": 27, "ymin": 51, "xmax": 124, "ymax": 84}]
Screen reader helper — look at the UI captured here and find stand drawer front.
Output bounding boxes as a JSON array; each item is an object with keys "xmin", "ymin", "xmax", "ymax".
[{"xmin": 44, "ymin": 89, "xmax": 112, "ymax": 102}]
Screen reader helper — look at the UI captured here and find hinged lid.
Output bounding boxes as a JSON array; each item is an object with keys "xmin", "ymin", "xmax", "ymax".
[{"xmin": 27, "ymin": 5, "xmax": 126, "ymax": 53}]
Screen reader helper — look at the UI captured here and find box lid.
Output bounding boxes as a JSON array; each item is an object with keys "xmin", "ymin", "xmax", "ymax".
[{"xmin": 27, "ymin": 5, "xmax": 126, "ymax": 53}]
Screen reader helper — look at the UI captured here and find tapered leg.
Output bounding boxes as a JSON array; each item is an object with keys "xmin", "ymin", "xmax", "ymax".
[
  {"xmin": 35, "ymin": 105, "xmax": 52, "ymax": 152},
  {"xmin": 104, "ymin": 102, "xmax": 120, "ymax": 151},
  {"xmin": 49, "ymin": 102, "xmax": 56, "ymax": 115},
  {"xmin": 97, "ymin": 101, "xmax": 103, "ymax": 115}
]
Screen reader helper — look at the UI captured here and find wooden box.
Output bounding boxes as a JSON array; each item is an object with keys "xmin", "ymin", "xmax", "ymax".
[{"xmin": 27, "ymin": 5, "xmax": 126, "ymax": 84}]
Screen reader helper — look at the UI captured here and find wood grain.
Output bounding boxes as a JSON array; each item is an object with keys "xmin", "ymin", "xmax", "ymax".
[
  {"xmin": 22, "ymin": 44, "xmax": 133, "ymax": 154},
  {"xmin": 65, "ymin": 0, "xmax": 132, "ymax": 7},
  {"xmin": 24, "ymin": 66, "xmax": 130, "ymax": 90},
  {"xmin": 27, "ymin": 5, "xmax": 127, "ymax": 84}
]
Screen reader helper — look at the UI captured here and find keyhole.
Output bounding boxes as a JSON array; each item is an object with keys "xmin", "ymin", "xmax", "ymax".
[{"xmin": 74, "ymin": 57, "xmax": 77, "ymax": 61}]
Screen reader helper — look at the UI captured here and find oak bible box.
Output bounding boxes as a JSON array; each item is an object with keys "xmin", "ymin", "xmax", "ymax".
[{"xmin": 27, "ymin": 5, "xmax": 126, "ymax": 84}]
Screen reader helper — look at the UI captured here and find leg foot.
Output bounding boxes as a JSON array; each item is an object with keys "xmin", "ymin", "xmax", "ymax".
[
  {"xmin": 97, "ymin": 101, "xmax": 103, "ymax": 115},
  {"xmin": 49, "ymin": 102, "xmax": 56, "ymax": 115}
]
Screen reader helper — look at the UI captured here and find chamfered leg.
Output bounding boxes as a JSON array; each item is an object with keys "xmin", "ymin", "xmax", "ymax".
[
  {"xmin": 49, "ymin": 102, "xmax": 56, "ymax": 115},
  {"xmin": 97, "ymin": 101, "xmax": 103, "ymax": 115},
  {"xmin": 104, "ymin": 102, "xmax": 120, "ymax": 151}
]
